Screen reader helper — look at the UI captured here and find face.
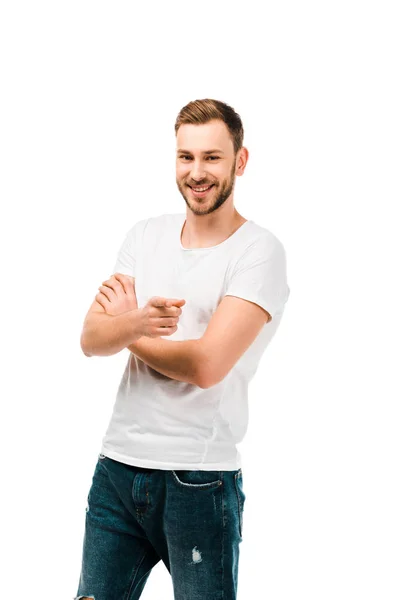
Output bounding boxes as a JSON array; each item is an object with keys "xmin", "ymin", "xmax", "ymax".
[{"xmin": 176, "ymin": 119, "xmax": 244, "ymax": 216}]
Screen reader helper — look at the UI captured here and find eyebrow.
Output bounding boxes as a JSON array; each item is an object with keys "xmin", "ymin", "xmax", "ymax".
[{"xmin": 177, "ymin": 149, "xmax": 225, "ymax": 155}]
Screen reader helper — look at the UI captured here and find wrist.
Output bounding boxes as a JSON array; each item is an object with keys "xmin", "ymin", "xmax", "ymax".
[{"xmin": 128, "ymin": 307, "xmax": 145, "ymax": 344}]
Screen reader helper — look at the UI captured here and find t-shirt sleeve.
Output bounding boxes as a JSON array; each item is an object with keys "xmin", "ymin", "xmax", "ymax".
[
  {"xmin": 112, "ymin": 223, "xmax": 139, "ymax": 277},
  {"xmin": 224, "ymin": 234, "xmax": 290, "ymax": 321}
]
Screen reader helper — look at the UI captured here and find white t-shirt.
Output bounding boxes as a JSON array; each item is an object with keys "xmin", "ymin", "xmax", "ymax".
[{"xmin": 100, "ymin": 212, "xmax": 290, "ymax": 470}]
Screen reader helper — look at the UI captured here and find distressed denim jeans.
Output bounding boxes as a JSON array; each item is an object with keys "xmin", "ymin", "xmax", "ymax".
[{"xmin": 74, "ymin": 453, "xmax": 246, "ymax": 600}]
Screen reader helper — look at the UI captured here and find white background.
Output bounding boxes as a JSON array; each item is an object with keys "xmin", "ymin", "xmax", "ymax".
[{"xmin": 1, "ymin": 1, "xmax": 399, "ymax": 598}]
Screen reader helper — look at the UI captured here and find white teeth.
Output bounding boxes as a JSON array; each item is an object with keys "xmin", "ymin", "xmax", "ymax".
[{"xmin": 192, "ymin": 185, "xmax": 212, "ymax": 192}]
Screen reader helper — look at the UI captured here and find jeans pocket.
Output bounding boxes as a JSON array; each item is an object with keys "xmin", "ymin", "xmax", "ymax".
[
  {"xmin": 171, "ymin": 470, "xmax": 223, "ymax": 490},
  {"xmin": 234, "ymin": 469, "xmax": 246, "ymax": 538}
]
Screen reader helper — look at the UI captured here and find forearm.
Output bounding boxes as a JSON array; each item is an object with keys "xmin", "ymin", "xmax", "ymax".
[
  {"xmin": 127, "ymin": 336, "xmax": 204, "ymax": 386},
  {"xmin": 81, "ymin": 310, "xmax": 143, "ymax": 357}
]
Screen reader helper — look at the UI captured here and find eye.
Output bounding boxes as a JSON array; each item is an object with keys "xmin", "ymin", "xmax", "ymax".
[{"xmin": 178, "ymin": 155, "xmax": 220, "ymax": 161}]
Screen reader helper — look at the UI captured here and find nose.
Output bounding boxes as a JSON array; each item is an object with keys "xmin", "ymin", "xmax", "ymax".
[{"xmin": 190, "ymin": 161, "xmax": 206, "ymax": 182}]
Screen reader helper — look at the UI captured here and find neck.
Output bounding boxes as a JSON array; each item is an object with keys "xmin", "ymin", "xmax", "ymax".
[{"xmin": 181, "ymin": 210, "xmax": 247, "ymax": 249}]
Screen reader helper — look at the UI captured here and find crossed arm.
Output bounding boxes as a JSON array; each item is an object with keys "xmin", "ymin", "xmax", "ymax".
[
  {"xmin": 91, "ymin": 273, "xmax": 271, "ymax": 388},
  {"xmin": 126, "ymin": 296, "xmax": 270, "ymax": 389},
  {"xmin": 126, "ymin": 336, "xmax": 209, "ymax": 388}
]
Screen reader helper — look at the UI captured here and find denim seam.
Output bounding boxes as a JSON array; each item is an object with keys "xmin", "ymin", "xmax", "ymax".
[
  {"xmin": 145, "ymin": 473, "xmax": 150, "ymax": 507},
  {"xmin": 170, "ymin": 470, "xmax": 223, "ymax": 489},
  {"xmin": 234, "ymin": 471, "xmax": 243, "ymax": 538},
  {"xmin": 125, "ymin": 549, "xmax": 149, "ymax": 600}
]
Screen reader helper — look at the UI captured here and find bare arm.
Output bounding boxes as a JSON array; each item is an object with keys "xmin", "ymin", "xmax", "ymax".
[
  {"xmin": 127, "ymin": 295, "xmax": 272, "ymax": 389},
  {"xmin": 80, "ymin": 274, "xmax": 182, "ymax": 358},
  {"xmin": 80, "ymin": 300, "xmax": 143, "ymax": 357},
  {"xmin": 127, "ymin": 336, "xmax": 205, "ymax": 387}
]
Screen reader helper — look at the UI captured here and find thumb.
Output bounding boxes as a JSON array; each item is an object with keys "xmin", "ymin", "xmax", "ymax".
[
  {"xmin": 166, "ymin": 298, "xmax": 186, "ymax": 308},
  {"xmin": 150, "ymin": 297, "xmax": 170, "ymax": 307}
]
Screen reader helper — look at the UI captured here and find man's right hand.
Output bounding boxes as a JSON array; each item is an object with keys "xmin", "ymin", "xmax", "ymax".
[{"xmin": 138, "ymin": 297, "xmax": 185, "ymax": 338}]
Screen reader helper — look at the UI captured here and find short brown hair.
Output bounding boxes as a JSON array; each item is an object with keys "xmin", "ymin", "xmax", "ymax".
[{"xmin": 174, "ymin": 99, "xmax": 244, "ymax": 155}]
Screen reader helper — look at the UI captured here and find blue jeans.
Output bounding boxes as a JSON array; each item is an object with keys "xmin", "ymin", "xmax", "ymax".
[{"xmin": 74, "ymin": 453, "xmax": 246, "ymax": 600}]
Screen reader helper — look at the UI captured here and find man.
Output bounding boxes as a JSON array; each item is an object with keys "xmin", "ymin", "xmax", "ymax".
[{"xmin": 75, "ymin": 98, "xmax": 290, "ymax": 600}]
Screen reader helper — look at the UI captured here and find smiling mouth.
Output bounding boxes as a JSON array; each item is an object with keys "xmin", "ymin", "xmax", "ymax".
[{"xmin": 188, "ymin": 184, "xmax": 215, "ymax": 197}]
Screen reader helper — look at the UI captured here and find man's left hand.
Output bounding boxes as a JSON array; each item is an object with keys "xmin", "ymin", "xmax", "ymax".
[{"xmin": 96, "ymin": 273, "xmax": 138, "ymax": 316}]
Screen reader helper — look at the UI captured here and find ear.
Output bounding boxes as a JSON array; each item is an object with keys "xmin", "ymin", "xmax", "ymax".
[{"xmin": 236, "ymin": 146, "xmax": 249, "ymax": 176}]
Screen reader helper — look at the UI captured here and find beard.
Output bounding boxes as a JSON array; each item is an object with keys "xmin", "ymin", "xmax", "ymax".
[{"xmin": 176, "ymin": 160, "xmax": 237, "ymax": 216}]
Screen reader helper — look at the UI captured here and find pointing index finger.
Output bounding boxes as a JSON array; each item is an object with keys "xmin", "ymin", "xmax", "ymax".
[{"xmin": 151, "ymin": 297, "xmax": 185, "ymax": 308}]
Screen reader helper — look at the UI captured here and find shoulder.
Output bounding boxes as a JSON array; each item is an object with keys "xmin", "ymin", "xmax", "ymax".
[
  {"xmin": 120, "ymin": 216, "xmax": 154, "ymax": 244},
  {"xmin": 139, "ymin": 212, "xmax": 183, "ymax": 232},
  {"xmin": 236, "ymin": 228, "xmax": 287, "ymax": 266},
  {"xmin": 246, "ymin": 221, "xmax": 287, "ymax": 251}
]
